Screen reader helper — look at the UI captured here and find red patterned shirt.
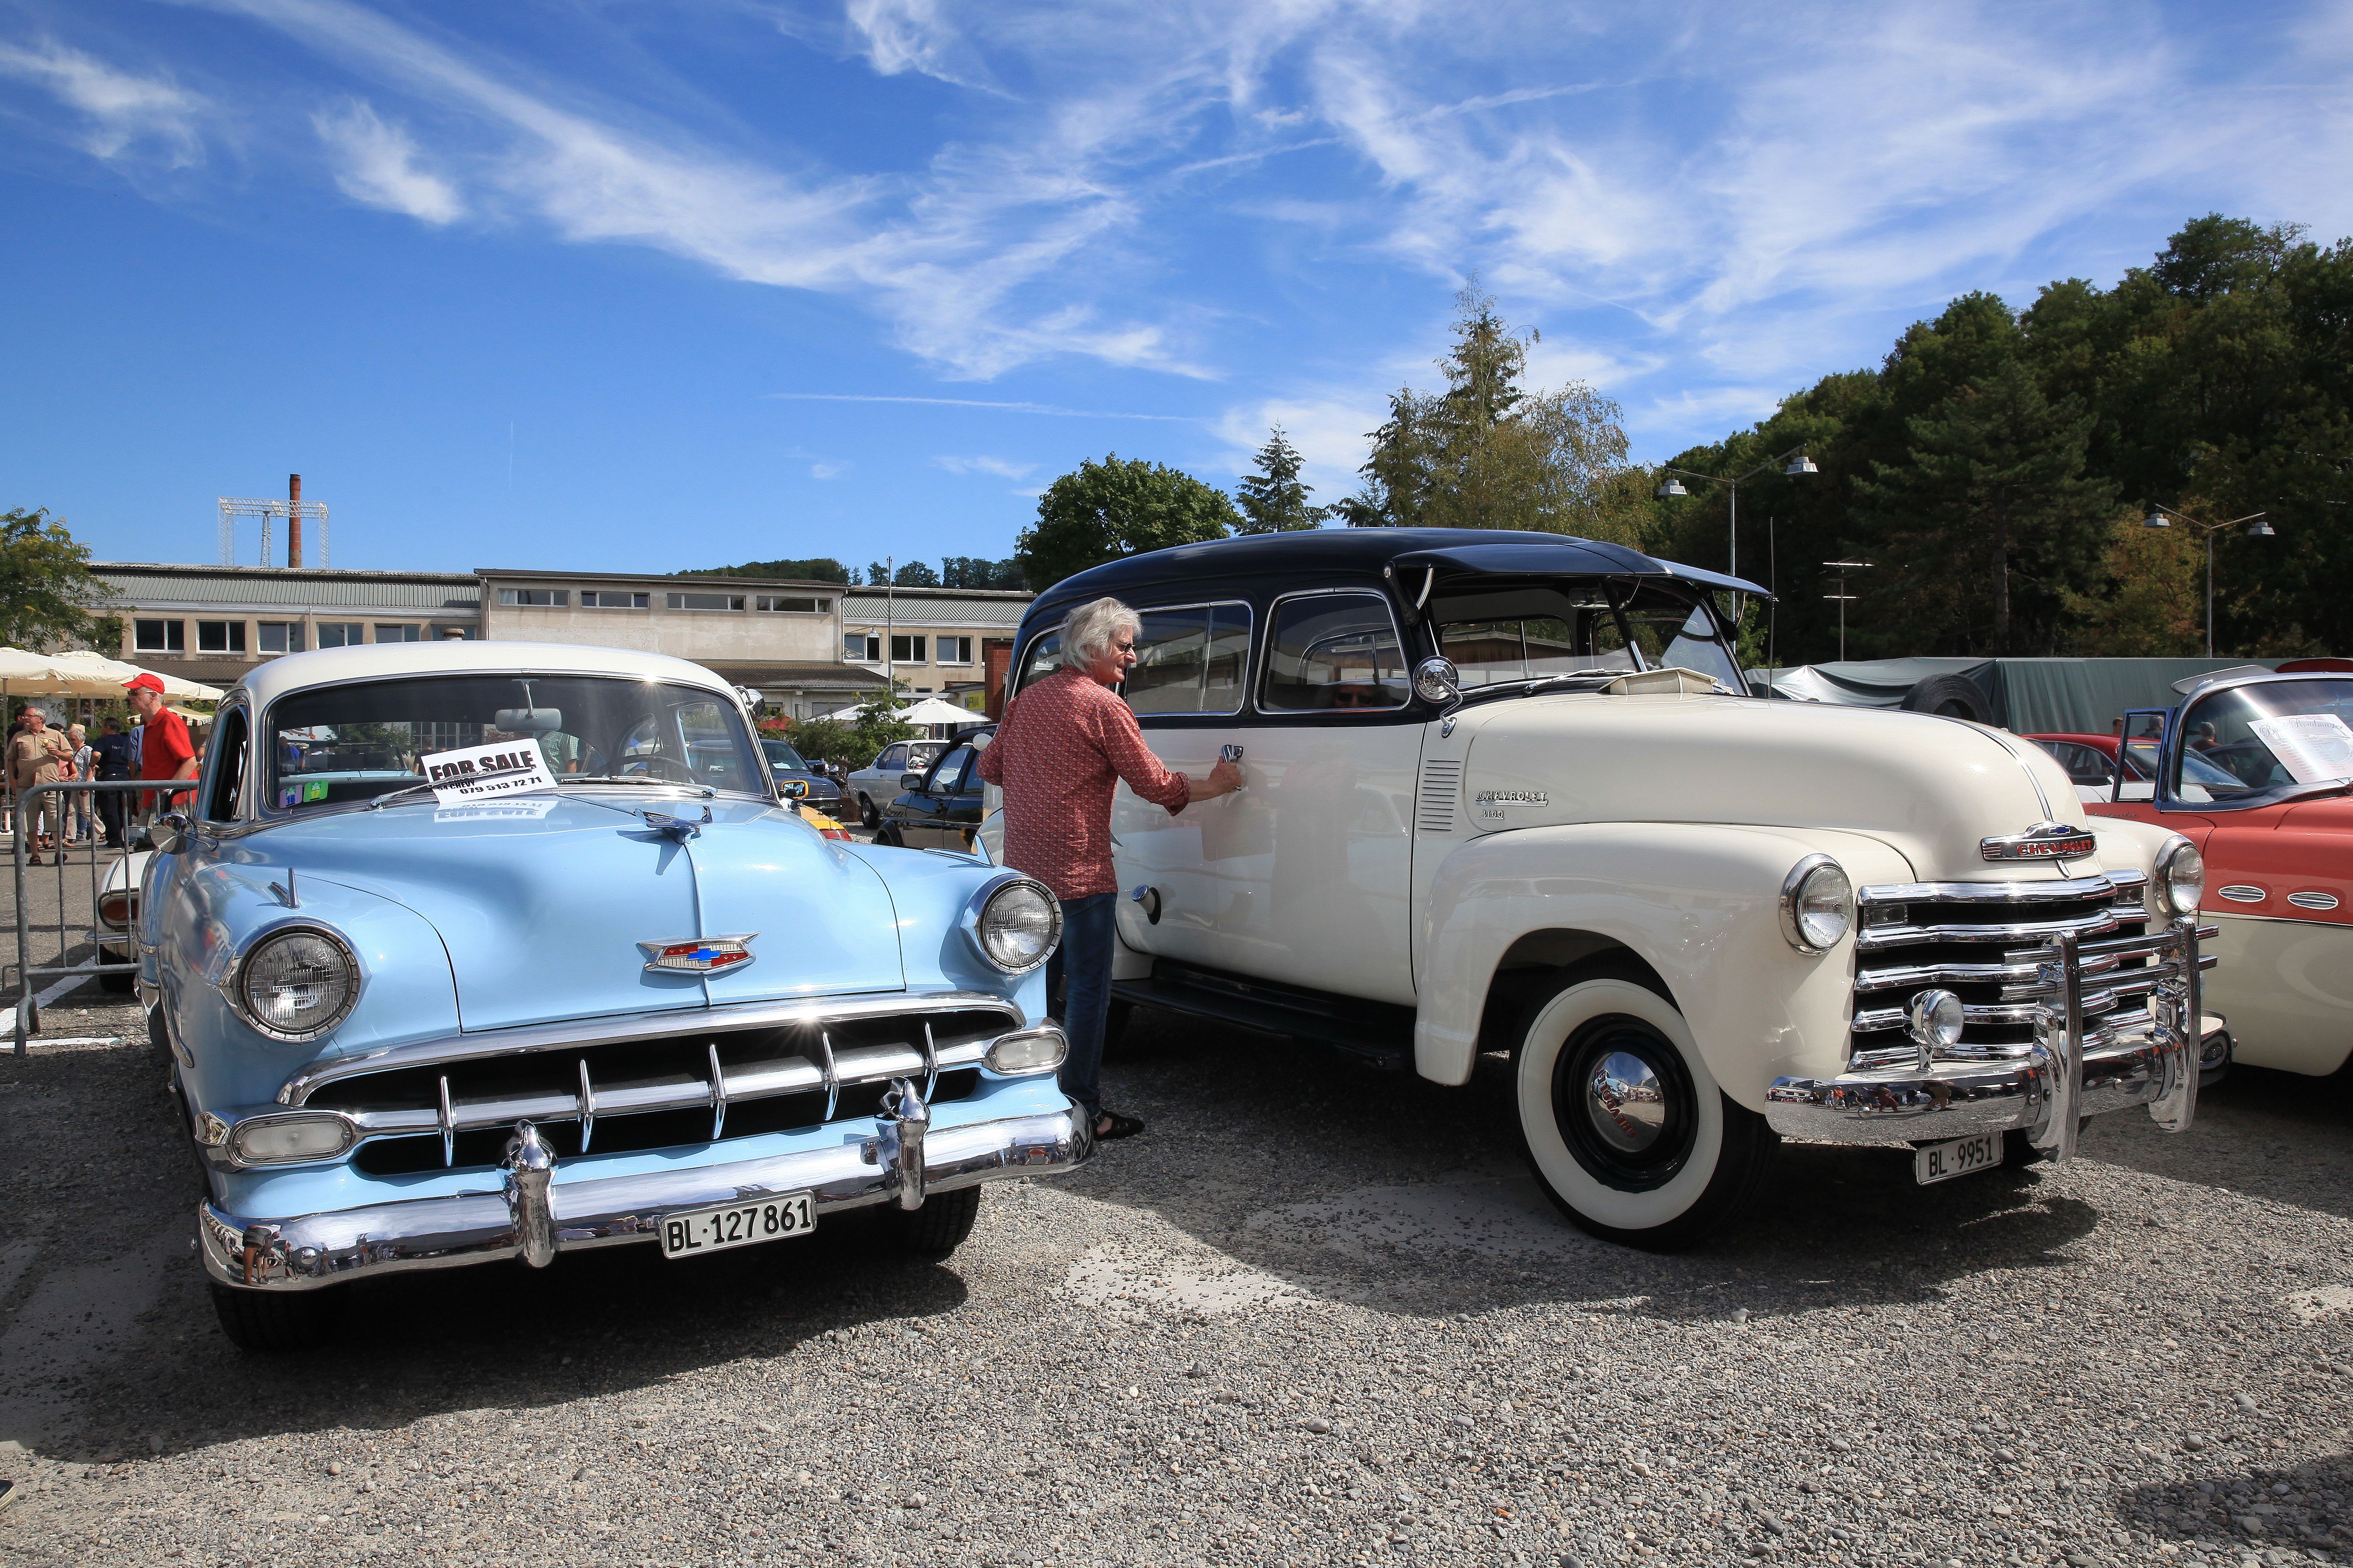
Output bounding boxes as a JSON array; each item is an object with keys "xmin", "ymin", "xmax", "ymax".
[{"xmin": 978, "ymin": 667, "xmax": 1191, "ymax": 901}]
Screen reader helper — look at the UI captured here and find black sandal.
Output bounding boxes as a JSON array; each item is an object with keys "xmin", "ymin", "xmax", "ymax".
[{"xmin": 1093, "ymin": 1110, "xmax": 1145, "ymax": 1141}]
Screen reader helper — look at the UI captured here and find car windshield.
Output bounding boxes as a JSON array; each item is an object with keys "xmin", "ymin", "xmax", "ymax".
[
  {"xmin": 1434, "ymin": 582, "xmax": 1743, "ymax": 695},
  {"xmin": 266, "ymin": 674, "xmax": 764, "ymax": 810},
  {"xmin": 762, "ymin": 739, "xmax": 809, "ymax": 771},
  {"xmin": 2171, "ymin": 678, "xmax": 2353, "ymax": 801}
]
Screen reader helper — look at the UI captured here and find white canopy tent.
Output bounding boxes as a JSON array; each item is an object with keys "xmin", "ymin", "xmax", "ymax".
[{"xmin": 819, "ymin": 696, "xmax": 983, "ymax": 732}]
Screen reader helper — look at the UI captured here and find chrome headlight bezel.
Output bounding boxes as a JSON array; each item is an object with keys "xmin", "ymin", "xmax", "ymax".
[
  {"xmin": 1779, "ymin": 854, "xmax": 1854, "ymax": 954},
  {"xmin": 224, "ymin": 924, "xmax": 364, "ymax": 1043},
  {"xmin": 225, "ymin": 1110, "xmax": 357, "ymax": 1168},
  {"xmin": 962, "ymin": 874, "xmax": 1063, "ymax": 976},
  {"xmin": 2156, "ymin": 836, "xmax": 2206, "ymax": 916}
]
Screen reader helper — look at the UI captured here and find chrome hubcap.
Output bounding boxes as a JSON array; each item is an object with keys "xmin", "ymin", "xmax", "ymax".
[{"xmin": 1584, "ymin": 1050, "xmax": 1669, "ymax": 1154}]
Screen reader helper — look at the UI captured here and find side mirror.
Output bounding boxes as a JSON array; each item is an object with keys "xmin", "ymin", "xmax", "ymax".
[
  {"xmin": 901, "ymin": 773, "xmax": 926, "ymax": 792},
  {"xmin": 1412, "ymin": 656, "xmax": 1462, "ymax": 707},
  {"xmin": 148, "ymin": 812, "xmax": 189, "ymax": 855},
  {"xmin": 778, "ymin": 779, "xmax": 808, "ymax": 800}
]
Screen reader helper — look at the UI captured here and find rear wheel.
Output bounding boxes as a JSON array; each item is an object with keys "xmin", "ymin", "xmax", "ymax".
[
  {"xmin": 876, "ymin": 1186, "xmax": 981, "ymax": 1259},
  {"xmin": 209, "ymin": 1282, "xmax": 344, "ymax": 1353},
  {"xmin": 873, "ymin": 823, "xmax": 904, "ymax": 848},
  {"xmin": 1514, "ymin": 967, "xmax": 1776, "ymax": 1251},
  {"xmin": 858, "ymin": 794, "xmax": 879, "ymax": 829}
]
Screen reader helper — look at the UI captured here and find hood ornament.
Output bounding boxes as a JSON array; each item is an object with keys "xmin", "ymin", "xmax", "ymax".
[
  {"xmin": 642, "ymin": 806, "xmax": 712, "ymax": 841},
  {"xmin": 1980, "ymin": 821, "xmax": 2096, "ymax": 862},
  {"xmin": 638, "ymin": 934, "xmax": 757, "ymax": 974}
]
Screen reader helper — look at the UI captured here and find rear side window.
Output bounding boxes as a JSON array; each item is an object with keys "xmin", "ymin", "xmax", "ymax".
[
  {"xmin": 204, "ymin": 708, "xmax": 249, "ymax": 822},
  {"xmin": 1124, "ymin": 603, "xmax": 1251, "ymax": 716},
  {"xmin": 928, "ymin": 745, "xmax": 976, "ymax": 792},
  {"xmin": 1262, "ymin": 592, "xmax": 1408, "ymax": 712}
]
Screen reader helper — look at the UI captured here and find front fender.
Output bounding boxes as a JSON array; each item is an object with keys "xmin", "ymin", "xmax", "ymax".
[{"xmin": 1413, "ymin": 823, "xmax": 1916, "ymax": 1107}]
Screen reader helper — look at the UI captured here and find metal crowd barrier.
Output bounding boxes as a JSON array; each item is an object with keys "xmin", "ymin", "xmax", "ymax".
[{"xmin": 8, "ymin": 777, "xmax": 179, "ymax": 1054}]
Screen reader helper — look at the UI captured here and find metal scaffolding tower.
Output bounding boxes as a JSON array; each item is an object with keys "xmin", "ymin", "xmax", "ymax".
[{"xmin": 217, "ymin": 494, "xmax": 329, "ymax": 567}]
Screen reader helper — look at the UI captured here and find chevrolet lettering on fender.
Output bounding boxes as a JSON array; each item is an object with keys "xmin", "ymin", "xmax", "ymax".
[
  {"xmin": 984, "ymin": 529, "xmax": 2220, "ymax": 1249},
  {"xmin": 138, "ymin": 639, "xmax": 1090, "ymax": 1351}
]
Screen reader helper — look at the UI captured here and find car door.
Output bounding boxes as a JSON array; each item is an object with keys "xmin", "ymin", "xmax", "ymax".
[
  {"xmin": 1111, "ymin": 589, "xmax": 1420, "ymax": 1007},
  {"xmin": 898, "ymin": 745, "xmax": 974, "ymax": 849}
]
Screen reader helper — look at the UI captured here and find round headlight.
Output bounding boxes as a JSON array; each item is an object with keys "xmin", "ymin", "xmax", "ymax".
[
  {"xmin": 2157, "ymin": 837, "xmax": 2205, "ymax": 916},
  {"xmin": 1907, "ymin": 989, "xmax": 1966, "ymax": 1054},
  {"xmin": 236, "ymin": 928, "xmax": 361, "ymax": 1040},
  {"xmin": 1780, "ymin": 856, "xmax": 1853, "ymax": 953},
  {"xmin": 975, "ymin": 879, "xmax": 1062, "ymax": 974}
]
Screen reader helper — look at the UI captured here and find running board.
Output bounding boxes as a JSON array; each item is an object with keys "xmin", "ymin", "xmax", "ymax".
[{"xmin": 1113, "ymin": 962, "xmax": 1413, "ymax": 1072}]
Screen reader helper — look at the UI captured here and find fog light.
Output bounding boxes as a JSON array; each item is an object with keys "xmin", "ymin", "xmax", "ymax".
[
  {"xmin": 1907, "ymin": 989, "xmax": 1966, "ymax": 1057},
  {"xmin": 228, "ymin": 1113, "xmax": 354, "ymax": 1165},
  {"xmin": 985, "ymin": 1025, "xmax": 1068, "ymax": 1076}
]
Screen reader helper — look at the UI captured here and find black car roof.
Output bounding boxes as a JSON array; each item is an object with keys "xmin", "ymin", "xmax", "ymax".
[{"xmin": 1025, "ymin": 527, "xmax": 1768, "ymax": 626}]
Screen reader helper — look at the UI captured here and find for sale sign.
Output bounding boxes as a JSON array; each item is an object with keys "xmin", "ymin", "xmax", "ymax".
[{"xmin": 419, "ymin": 739, "xmax": 559, "ymax": 807}]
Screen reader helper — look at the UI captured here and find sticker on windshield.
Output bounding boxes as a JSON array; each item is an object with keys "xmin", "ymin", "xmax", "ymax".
[
  {"xmin": 2247, "ymin": 714, "xmax": 2353, "ymax": 784},
  {"xmin": 419, "ymin": 738, "xmax": 559, "ymax": 807}
]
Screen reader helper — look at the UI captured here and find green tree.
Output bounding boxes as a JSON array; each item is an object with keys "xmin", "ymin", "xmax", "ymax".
[
  {"xmin": 849, "ymin": 682, "xmax": 918, "ymax": 766},
  {"xmin": 0, "ymin": 507, "xmax": 114, "ymax": 649},
  {"xmin": 892, "ymin": 560, "xmax": 941, "ymax": 588},
  {"xmin": 677, "ymin": 557, "xmax": 850, "ymax": 583},
  {"xmin": 1351, "ymin": 283, "xmax": 1643, "ymax": 542},
  {"xmin": 1233, "ymin": 426, "xmax": 1327, "ymax": 533},
  {"xmin": 942, "ymin": 556, "xmax": 1026, "ymax": 589},
  {"xmin": 1016, "ymin": 455, "xmax": 1239, "ymax": 590},
  {"xmin": 785, "ymin": 715, "xmax": 859, "ymax": 770}
]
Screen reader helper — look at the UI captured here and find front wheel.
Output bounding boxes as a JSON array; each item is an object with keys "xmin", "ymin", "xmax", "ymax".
[
  {"xmin": 1515, "ymin": 969, "xmax": 1776, "ymax": 1251},
  {"xmin": 875, "ymin": 1186, "xmax": 981, "ymax": 1259},
  {"xmin": 858, "ymin": 794, "xmax": 879, "ymax": 829},
  {"xmin": 209, "ymin": 1282, "xmax": 345, "ymax": 1353}
]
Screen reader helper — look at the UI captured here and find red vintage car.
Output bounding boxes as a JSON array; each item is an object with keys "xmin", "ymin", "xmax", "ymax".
[{"xmin": 2028, "ymin": 666, "xmax": 2353, "ymax": 1079}]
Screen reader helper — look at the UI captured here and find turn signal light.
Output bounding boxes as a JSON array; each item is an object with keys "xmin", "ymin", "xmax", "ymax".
[
  {"xmin": 228, "ymin": 1113, "xmax": 354, "ymax": 1166},
  {"xmin": 985, "ymin": 1025, "xmax": 1068, "ymax": 1076},
  {"xmin": 98, "ymin": 889, "xmax": 136, "ymax": 929}
]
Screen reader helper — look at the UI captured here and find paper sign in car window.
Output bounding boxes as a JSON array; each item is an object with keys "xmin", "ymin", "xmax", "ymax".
[
  {"xmin": 418, "ymin": 738, "xmax": 559, "ymax": 807},
  {"xmin": 2247, "ymin": 714, "xmax": 2353, "ymax": 784}
]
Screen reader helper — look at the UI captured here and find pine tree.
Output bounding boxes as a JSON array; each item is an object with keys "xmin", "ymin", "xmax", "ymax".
[{"xmin": 1233, "ymin": 426, "xmax": 1327, "ymax": 533}]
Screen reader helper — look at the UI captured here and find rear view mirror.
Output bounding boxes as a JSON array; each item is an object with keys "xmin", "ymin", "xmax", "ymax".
[
  {"xmin": 493, "ymin": 707, "xmax": 562, "ymax": 735},
  {"xmin": 902, "ymin": 773, "xmax": 926, "ymax": 792}
]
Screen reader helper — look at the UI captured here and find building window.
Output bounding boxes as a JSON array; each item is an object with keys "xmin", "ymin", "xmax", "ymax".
[
  {"xmin": 756, "ymin": 595, "xmax": 830, "ymax": 613},
  {"xmin": 936, "ymin": 635, "xmax": 974, "ymax": 665},
  {"xmin": 375, "ymin": 624, "xmax": 421, "ymax": 643},
  {"xmin": 497, "ymin": 588, "xmax": 569, "ymax": 607},
  {"xmin": 317, "ymin": 623, "xmax": 365, "ymax": 648},
  {"xmin": 196, "ymin": 620, "xmax": 248, "ymax": 654},
  {"xmin": 581, "ymin": 590, "xmax": 648, "ymax": 608},
  {"xmin": 257, "ymin": 621, "xmax": 306, "ymax": 654},
  {"xmin": 134, "ymin": 619, "xmax": 185, "ymax": 654},
  {"xmin": 890, "ymin": 634, "xmax": 927, "ymax": 664},
  {"xmin": 846, "ymin": 633, "xmax": 881, "ymax": 661},
  {"xmin": 666, "ymin": 592, "xmax": 746, "ymax": 611}
]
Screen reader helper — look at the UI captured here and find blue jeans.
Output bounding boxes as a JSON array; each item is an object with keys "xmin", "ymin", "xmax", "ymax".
[{"xmin": 1048, "ymin": 892, "xmax": 1117, "ymax": 1122}]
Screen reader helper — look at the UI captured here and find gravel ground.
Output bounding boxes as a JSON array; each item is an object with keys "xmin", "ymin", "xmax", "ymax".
[{"xmin": 3, "ymin": 975, "xmax": 2353, "ymax": 1568}]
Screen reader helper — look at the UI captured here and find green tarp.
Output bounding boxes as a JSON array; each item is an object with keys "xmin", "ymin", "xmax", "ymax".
[{"xmin": 1751, "ymin": 657, "xmax": 2286, "ymax": 734}]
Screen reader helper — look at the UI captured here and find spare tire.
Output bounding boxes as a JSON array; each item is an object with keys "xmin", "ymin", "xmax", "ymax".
[{"xmin": 1901, "ymin": 673, "xmax": 1994, "ymax": 725}]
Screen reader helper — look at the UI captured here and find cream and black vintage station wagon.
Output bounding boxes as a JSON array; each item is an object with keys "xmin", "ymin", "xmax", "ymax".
[{"xmin": 987, "ymin": 529, "xmax": 2220, "ymax": 1248}]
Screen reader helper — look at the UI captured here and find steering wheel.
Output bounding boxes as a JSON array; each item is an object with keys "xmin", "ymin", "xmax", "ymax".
[{"xmin": 623, "ymin": 754, "xmax": 698, "ymax": 784}]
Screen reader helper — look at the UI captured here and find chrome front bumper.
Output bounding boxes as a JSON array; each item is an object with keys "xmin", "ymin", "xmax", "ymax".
[
  {"xmin": 1766, "ymin": 917, "xmax": 2215, "ymax": 1155},
  {"xmin": 200, "ymin": 1101, "xmax": 1090, "ymax": 1293}
]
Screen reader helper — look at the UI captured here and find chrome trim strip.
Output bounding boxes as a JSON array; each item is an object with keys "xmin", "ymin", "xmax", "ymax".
[
  {"xmin": 276, "ymin": 989, "xmax": 1022, "ymax": 1106},
  {"xmin": 1857, "ymin": 873, "xmax": 2132, "ymax": 905},
  {"xmin": 708, "ymin": 1042, "xmax": 727, "ymax": 1141},
  {"xmin": 818, "ymin": 1029, "xmax": 840, "ymax": 1122},
  {"xmin": 199, "ymin": 1106, "xmax": 1093, "ymax": 1293},
  {"xmin": 437, "ymin": 1075, "xmax": 454, "ymax": 1168},
  {"xmin": 1856, "ymin": 908, "xmax": 2126, "ymax": 950},
  {"xmin": 922, "ymin": 1020, "xmax": 939, "ymax": 1100},
  {"xmin": 577, "ymin": 1058, "xmax": 596, "ymax": 1153}
]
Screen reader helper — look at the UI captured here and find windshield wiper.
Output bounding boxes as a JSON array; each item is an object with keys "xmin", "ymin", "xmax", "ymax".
[{"xmin": 365, "ymin": 781, "xmax": 439, "ymax": 811}]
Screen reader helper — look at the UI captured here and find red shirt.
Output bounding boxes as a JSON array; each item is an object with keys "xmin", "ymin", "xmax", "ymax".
[
  {"xmin": 140, "ymin": 709, "xmax": 195, "ymax": 807},
  {"xmin": 978, "ymin": 667, "xmax": 1191, "ymax": 901}
]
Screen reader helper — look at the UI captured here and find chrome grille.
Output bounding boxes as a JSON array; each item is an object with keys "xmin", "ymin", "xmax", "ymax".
[
  {"xmin": 1849, "ymin": 872, "xmax": 2151, "ymax": 1069},
  {"xmin": 302, "ymin": 1003, "xmax": 1015, "ymax": 1173}
]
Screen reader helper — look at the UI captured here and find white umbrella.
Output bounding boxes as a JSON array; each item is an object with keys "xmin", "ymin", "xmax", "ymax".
[
  {"xmin": 0, "ymin": 647, "xmax": 139, "ymax": 699},
  {"xmin": 899, "ymin": 696, "xmax": 981, "ymax": 726},
  {"xmin": 37, "ymin": 650, "xmax": 225, "ymax": 703}
]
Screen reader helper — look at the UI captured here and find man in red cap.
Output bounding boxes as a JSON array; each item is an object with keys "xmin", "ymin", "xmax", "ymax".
[{"xmin": 124, "ymin": 673, "xmax": 197, "ymax": 817}]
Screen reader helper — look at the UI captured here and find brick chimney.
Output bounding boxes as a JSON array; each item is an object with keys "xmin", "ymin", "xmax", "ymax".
[{"xmin": 287, "ymin": 474, "xmax": 303, "ymax": 569}]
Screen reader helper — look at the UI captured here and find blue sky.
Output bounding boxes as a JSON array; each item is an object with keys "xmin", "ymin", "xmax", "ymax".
[{"xmin": 1, "ymin": 0, "xmax": 2346, "ymax": 577}]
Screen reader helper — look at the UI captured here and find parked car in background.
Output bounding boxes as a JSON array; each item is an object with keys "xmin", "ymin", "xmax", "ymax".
[
  {"xmin": 761, "ymin": 737, "xmax": 846, "ymax": 817},
  {"xmin": 877, "ymin": 726, "xmax": 994, "ymax": 852},
  {"xmin": 982, "ymin": 528, "xmax": 2216, "ymax": 1249},
  {"xmin": 847, "ymin": 738, "xmax": 946, "ymax": 828},
  {"xmin": 141, "ymin": 640, "xmax": 1087, "ymax": 1351},
  {"xmin": 2063, "ymin": 667, "xmax": 2353, "ymax": 1080}
]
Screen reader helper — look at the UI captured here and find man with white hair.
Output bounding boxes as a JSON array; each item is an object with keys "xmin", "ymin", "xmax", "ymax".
[{"xmin": 979, "ymin": 595, "xmax": 1242, "ymax": 1142}]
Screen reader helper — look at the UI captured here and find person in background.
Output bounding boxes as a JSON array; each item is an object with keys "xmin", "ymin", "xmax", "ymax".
[
  {"xmin": 124, "ymin": 674, "xmax": 197, "ymax": 817},
  {"xmin": 977, "ymin": 595, "xmax": 1242, "ymax": 1142},
  {"xmin": 7, "ymin": 707, "xmax": 75, "ymax": 865},
  {"xmin": 64, "ymin": 724, "xmax": 92, "ymax": 846},
  {"xmin": 91, "ymin": 716, "xmax": 134, "ymax": 849}
]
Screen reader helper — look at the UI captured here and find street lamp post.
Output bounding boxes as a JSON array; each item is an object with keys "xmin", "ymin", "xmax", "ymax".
[
  {"xmin": 1823, "ymin": 560, "xmax": 1873, "ymax": 661},
  {"xmin": 1655, "ymin": 445, "xmax": 1817, "ymax": 582},
  {"xmin": 2140, "ymin": 507, "xmax": 2274, "ymax": 657}
]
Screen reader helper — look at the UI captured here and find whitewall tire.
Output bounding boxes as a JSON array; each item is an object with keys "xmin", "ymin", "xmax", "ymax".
[{"xmin": 1514, "ymin": 969, "xmax": 1776, "ymax": 1251}]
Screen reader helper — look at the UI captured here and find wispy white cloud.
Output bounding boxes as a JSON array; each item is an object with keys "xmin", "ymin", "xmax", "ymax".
[
  {"xmin": 313, "ymin": 98, "xmax": 460, "ymax": 222},
  {"xmin": 810, "ymin": 461, "xmax": 846, "ymax": 478},
  {"xmin": 932, "ymin": 454, "xmax": 1036, "ymax": 478},
  {"xmin": 766, "ymin": 393, "xmax": 1191, "ymax": 420},
  {"xmin": 843, "ymin": 0, "xmax": 993, "ymax": 89},
  {"xmin": 0, "ymin": 37, "xmax": 206, "ymax": 166}
]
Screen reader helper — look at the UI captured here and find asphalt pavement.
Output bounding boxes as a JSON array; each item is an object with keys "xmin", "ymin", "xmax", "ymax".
[{"xmin": 3, "ymin": 846, "xmax": 2352, "ymax": 1568}]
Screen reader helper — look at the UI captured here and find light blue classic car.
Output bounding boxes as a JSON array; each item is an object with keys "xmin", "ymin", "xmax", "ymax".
[{"xmin": 138, "ymin": 640, "xmax": 1088, "ymax": 1350}]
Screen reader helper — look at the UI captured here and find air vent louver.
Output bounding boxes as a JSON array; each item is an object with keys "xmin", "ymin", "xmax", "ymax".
[{"xmin": 1416, "ymin": 759, "xmax": 1463, "ymax": 833}]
